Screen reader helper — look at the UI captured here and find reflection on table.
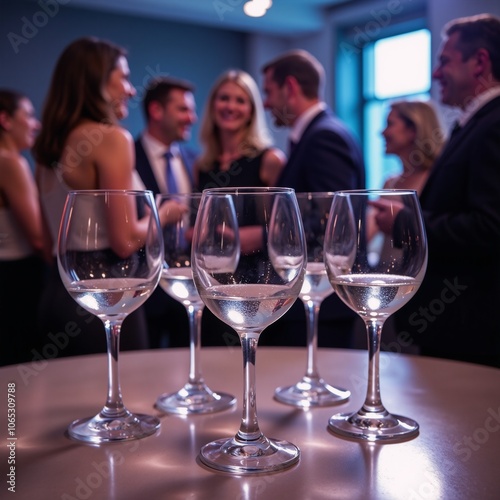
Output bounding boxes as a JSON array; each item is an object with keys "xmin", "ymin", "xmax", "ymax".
[{"xmin": 1, "ymin": 347, "xmax": 499, "ymax": 499}]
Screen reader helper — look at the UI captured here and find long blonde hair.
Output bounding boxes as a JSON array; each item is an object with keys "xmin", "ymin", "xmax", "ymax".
[
  {"xmin": 390, "ymin": 100, "xmax": 445, "ymax": 171},
  {"xmin": 198, "ymin": 69, "xmax": 272, "ymax": 171}
]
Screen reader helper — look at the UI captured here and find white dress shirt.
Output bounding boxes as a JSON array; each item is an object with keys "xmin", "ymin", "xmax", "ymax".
[{"xmin": 139, "ymin": 132, "xmax": 191, "ymax": 194}]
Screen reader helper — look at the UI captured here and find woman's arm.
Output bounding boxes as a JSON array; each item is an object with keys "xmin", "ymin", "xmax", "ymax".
[
  {"xmin": 259, "ymin": 148, "xmax": 286, "ymax": 186},
  {"xmin": 2, "ymin": 155, "xmax": 45, "ymax": 255}
]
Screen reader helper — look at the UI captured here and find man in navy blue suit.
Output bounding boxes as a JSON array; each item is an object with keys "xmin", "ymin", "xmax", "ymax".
[
  {"xmin": 260, "ymin": 50, "xmax": 365, "ymax": 348},
  {"xmin": 379, "ymin": 14, "xmax": 500, "ymax": 367},
  {"xmin": 135, "ymin": 76, "xmax": 198, "ymax": 347}
]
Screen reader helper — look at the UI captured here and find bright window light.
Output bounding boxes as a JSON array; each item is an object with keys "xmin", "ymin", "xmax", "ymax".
[{"xmin": 373, "ymin": 29, "xmax": 431, "ymax": 99}]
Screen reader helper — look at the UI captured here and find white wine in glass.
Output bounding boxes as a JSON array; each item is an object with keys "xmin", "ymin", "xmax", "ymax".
[
  {"xmin": 58, "ymin": 190, "xmax": 164, "ymax": 444},
  {"xmin": 324, "ymin": 189, "xmax": 427, "ymax": 442},
  {"xmin": 154, "ymin": 193, "xmax": 236, "ymax": 414},
  {"xmin": 192, "ymin": 187, "xmax": 306, "ymax": 474},
  {"xmin": 274, "ymin": 192, "xmax": 350, "ymax": 407}
]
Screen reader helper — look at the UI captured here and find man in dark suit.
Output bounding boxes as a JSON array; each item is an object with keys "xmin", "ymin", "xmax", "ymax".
[
  {"xmin": 135, "ymin": 76, "xmax": 198, "ymax": 347},
  {"xmin": 380, "ymin": 14, "xmax": 500, "ymax": 367},
  {"xmin": 260, "ymin": 50, "xmax": 365, "ymax": 348}
]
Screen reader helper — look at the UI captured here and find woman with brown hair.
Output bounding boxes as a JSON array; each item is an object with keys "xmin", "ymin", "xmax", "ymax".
[
  {"xmin": 0, "ymin": 89, "xmax": 45, "ymax": 365},
  {"xmin": 33, "ymin": 37, "xmax": 152, "ymax": 357}
]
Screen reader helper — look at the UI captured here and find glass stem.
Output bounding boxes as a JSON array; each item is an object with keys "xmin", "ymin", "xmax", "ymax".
[
  {"xmin": 102, "ymin": 318, "xmax": 127, "ymax": 418},
  {"xmin": 237, "ymin": 332, "xmax": 262, "ymax": 442},
  {"xmin": 361, "ymin": 318, "xmax": 386, "ymax": 415},
  {"xmin": 187, "ymin": 304, "xmax": 204, "ymax": 385},
  {"xmin": 304, "ymin": 299, "xmax": 321, "ymax": 379}
]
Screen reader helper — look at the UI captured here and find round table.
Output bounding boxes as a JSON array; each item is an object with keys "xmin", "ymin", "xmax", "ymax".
[{"xmin": 1, "ymin": 347, "xmax": 499, "ymax": 499}]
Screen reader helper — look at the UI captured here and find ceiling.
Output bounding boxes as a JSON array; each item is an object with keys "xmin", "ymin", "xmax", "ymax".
[{"xmin": 64, "ymin": 0, "xmax": 352, "ymax": 36}]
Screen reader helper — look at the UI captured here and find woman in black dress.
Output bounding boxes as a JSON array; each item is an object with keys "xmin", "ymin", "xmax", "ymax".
[{"xmin": 196, "ymin": 69, "xmax": 286, "ymax": 346}]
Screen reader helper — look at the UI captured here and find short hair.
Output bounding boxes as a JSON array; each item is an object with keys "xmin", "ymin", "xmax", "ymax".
[
  {"xmin": 142, "ymin": 76, "xmax": 195, "ymax": 121},
  {"xmin": 198, "ymin": 69, "xmax": 272, "ymax": 169},
  {"xmin": 444, "ymin": 13, "xmax": 500, "ymax": 80},
  {"xmin": 389, "ymin": 100, "xmax": 445, "ymax": 170},
  {"xmin": 262, "ymin": 49, "xmax": 324, "ymax": 99},
  {"xmin": 0, "ymin": 89, "xmax": 25, "ymax": 132},
  {"xmin": 33, "ymin": 37, "xmax": 126, "ymax": 167}
]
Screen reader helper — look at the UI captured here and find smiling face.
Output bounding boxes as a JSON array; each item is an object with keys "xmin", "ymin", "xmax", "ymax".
[
  {"xmin": 0, "ymin": 97, "xmax": 40, "ymax": 151},
  {"xmin": 104, "ymin": 55, "xmax": 136, "ymax": 120},
  {"xmin": 382, "ymin": 109, "xmax": 416, "ymax": 157},
  {"xmin": 212, "ymin": 81, "xmax": 253, "ymax": 134},
  {"xmin": 160, "ymin": 89, "xmax": 197, "ymax": 144},
  {"xmin": 432, "ymin": 32, "xmax": 478, "ymax": 109}
]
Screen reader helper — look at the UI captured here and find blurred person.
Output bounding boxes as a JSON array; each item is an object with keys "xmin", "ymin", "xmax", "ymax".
[
  {"xmin": 135, "ymin": 76, "xmax": 198, "ymax": 348},
  {"xmin": 195, "ymin": 69, "xmax": 286, "ymax": 346},
  {"xmin": 33, "ymin": 37, "xmax": 155, "ymax": 358},
  {"xmin": 381, "ymin": 100, "xmax": 444, "ymax": 193},
  {"xmin": 260, "ymin": 49, "xmax": 365, "ymax": 348},
  {"xmin": 196, "ymin": 69, "xmax": 285, "ymax": 190},
  {"xmin": 375, "ymin": 14, "xmax": 500, "ymax": 367},
  {"xmin": 0, "ymin": 89, "xmax": 45, "ymax": 365}
]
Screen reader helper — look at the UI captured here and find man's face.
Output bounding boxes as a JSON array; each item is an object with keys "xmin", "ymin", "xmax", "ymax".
[
  {"xmin": 262, "ymin": 68, "xmax": 293, "ymax": 127},
  {"xmin": 160, "ymin": 89, "xmax": 197, "ymax": 143},
  {"xmin": 432, "ymin": 32, "xmax": 478, "ymax": 109}
]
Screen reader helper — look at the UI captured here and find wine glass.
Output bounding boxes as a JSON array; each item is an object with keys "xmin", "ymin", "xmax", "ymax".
[
  {"xmin": 57, "ymin": 190, "xmax": 164, "ymax": 443},
  {"xmin": 323, "ymin": 189, "xmax": 427, "ymax": 441},
  {"xmin": 154, "ymin": 193, "xmax": 236, "ymax": 415},
  {"xmin": 274, "ymin": 192, "xmax": 350, "ymax": 407},
  {"xmin": 192, "ymin": 187, "xmax": 306, "ymax": 473}
]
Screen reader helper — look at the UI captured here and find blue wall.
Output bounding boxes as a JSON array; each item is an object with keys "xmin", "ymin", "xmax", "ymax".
[{"xmin": 0, "ymin": 0, "xmax": 247, "ymax": 150}]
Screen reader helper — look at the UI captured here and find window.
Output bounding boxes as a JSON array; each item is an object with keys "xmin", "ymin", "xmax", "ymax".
[{"xmin": 336, "ymin": 23, "xmax": 431, "ymax": 189}]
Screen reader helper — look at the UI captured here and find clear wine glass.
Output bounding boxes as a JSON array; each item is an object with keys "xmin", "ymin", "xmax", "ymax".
[
  {"xmin": 323, "ymin": 189, "xmax": 427, "ymax": 441},
  {"xmin": 192, "ymin": 187, "xmax": 306, "ymax": 473},
  {"xmin": 154, "ymin": 193, "xmax": 236, "ymax": 415},
  {"xmin": 57, "ymin": 190, "xmax": 164, "ymax": 443},
  {"xmin": 274, "ymin": 192, "xmax": 350, "ymax": 407}
]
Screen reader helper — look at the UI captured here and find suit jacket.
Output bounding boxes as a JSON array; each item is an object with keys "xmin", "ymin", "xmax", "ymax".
[
  {"xmin": 134, "ymin": 137, "xmax": 197, "ymax": 194},
  {"xmin": 134, "ymin": 136, "xmax": 198, "ymax": 338},
  {"xmin": 395, "ymin": 96, "xmax": 500, "ymax": 366},
  {"xmin": 276, "ymin": 108, "xmax": 366, "ymax": 325},
  {"xmin": 277, "ymin": 108, "xmax": 365, "ymax": 192}
]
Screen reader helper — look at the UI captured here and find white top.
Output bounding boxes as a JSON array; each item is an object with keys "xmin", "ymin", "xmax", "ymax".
[
  {"xmin": 139, "ymin": 132, "xmax": 191, "ymax": 194},
  {"xmin": 288, "ymin": 101, "xmax": 328, "ymax": 144},
  {"xmin": 458, "ymin": 86, "xmax": 500, "ymax": 127},
  {"xmin": 0, "ymin": 206, "xmax": 33, "ymax": 259}
]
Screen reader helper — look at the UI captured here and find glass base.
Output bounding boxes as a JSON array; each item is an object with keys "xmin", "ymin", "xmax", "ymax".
[
  {"xmin": 328, "ymin": 410, "xmax": 419, "ymax": 442},
  {"xmin": 156, "ymin": 382, "xmax": 236, "ymax": 415},
  {"xmin": 68, "ymin": 411, "xmax": 160, "ymax": 444},
  {"xmin": 199, "ymin": 434, "xmax": 300, "ymax": 474},
  {"xmin": 274, "ymin": 376, "xmax": 350, "ymax": 407}
]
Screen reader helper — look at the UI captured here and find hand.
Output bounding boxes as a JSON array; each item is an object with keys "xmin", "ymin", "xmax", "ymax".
[
  {"xmin": 369, "ymin": 199, "xmax": 404, "ymax": 235},
  {"xmin": 158, "ymin": 200, "xmax": 189, "ymax": 225}
]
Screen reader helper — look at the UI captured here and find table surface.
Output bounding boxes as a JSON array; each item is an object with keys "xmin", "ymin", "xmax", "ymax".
[{"xmin": 1, "ymin": 346, "xmax": 499, "ymax": 500}]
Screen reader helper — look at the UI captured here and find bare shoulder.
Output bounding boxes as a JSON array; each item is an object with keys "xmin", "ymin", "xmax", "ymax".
[
  {"xmin": 0, "ymin": 152, "xmax": 30, "ymax": 184},
  {"xmin": 260, "ymin": 147, "xmax": 286, "ymax": 186},
  {"xmin": 68, "ymin": 122, "xmax": 132, "ymax": 151},
  {"xmin": 263, "ymin": 147, "xmax": 286, "ymax": 167}
]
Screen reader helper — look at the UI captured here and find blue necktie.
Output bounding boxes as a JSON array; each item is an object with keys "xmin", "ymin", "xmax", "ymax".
[{"xmin": 164, "ymin": 150, "xmax": 178, "ymax": 194}]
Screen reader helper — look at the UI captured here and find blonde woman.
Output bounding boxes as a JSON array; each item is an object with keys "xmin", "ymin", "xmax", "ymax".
[
  {"xmin": 196, "ymin": 69, "xmax": 285, "ymax": 191},
  {"xmin": 381, "ymin": 100, "xmax": 444, "ymax": 193}
]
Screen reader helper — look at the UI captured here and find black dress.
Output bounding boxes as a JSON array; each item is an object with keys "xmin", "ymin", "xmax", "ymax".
[
  {"xmin": 197, "ymin": 151, "xmax": 267, "ymax": 191},
  {"xmin": 197, "ymin": 151, "xmax": 267, "ymax": 346}
]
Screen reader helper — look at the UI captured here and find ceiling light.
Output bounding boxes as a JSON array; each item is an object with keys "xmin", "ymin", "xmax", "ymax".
[{"xmin": 243, "ymin": 0, "xmax": 272, "ymax": 18}]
